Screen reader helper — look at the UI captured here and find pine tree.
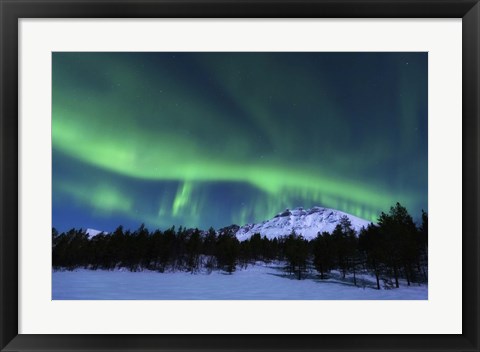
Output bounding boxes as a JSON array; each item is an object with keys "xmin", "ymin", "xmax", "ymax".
[
  {"xmin": 377, "ymin": 203, "xmax": 417, "ymax": 288},
  {"xmin": 313, "ymin": 232, "xmax": 334, "ymax": 279},
  {"xmin": 186, "ymin": 229, "xmax": 202, "ymax": 273},
  {"xmin": 359, "ymin": 223, "xmax": 384, "ymax": 289},
  {"xmin": 215, "ymin": 233, "xmax": 240, "ymax": 274},
  {"xmin": 284, "ymin": 231, "xmax": 308, "ymax": 280}
]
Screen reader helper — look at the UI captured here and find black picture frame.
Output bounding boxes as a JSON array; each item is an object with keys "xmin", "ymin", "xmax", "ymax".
[{"xmin": 1, "ymin": 0, "xmax": 479, "ymax": 351}]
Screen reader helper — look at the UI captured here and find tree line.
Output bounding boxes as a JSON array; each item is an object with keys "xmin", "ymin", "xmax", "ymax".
[{"xmin": 52, "ymin": 202, "xmax": 427, "ymax": 289}]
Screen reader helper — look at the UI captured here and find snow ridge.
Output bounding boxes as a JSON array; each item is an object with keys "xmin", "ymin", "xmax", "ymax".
[
  {"xmin": 85, "ymin": 228, "xmax": 108, "ymax": 239},
  {"xmin": 235, "ymin": 206, "xmax": 371, "ymax": 241}
]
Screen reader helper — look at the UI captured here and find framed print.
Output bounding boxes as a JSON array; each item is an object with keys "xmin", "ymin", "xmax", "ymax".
[{"xmin": 1, "ymin": 0, "xmax": 479, "ymax": 351}]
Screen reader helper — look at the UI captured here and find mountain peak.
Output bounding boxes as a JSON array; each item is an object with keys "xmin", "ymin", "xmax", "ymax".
[
  {"xmin": 235, "ymin": 206, "xmax": 371, "ymax": 241},
  {"xmin": 85, "ymin": 228, "xmax": 108, "ymax": 239}
]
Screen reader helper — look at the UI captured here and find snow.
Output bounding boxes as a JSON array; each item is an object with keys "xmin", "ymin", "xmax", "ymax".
[
  {"xmin": 85, "ymin": 228, "xmax": 108, "ymax": 239},
  {"xmin": 52, "ymin": 263, "xmax": 427, "ymax": 300},
  {"xmin": 83, "ymin": 207, "xmax": 371, "ymax": 242},
  {"xmin": 235, "ymin": 207, "xmax": 372, "ymax": 241}
]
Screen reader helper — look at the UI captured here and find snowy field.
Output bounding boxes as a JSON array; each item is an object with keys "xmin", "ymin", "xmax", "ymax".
[{"xmin": 52, "ymin": 263, "xmax": 427, "ymax": 300}]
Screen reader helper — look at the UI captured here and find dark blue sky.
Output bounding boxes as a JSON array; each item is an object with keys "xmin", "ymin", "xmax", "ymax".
[{"xmin": 52, "ymin": 52, "xmax": 428, "ymax": 232}]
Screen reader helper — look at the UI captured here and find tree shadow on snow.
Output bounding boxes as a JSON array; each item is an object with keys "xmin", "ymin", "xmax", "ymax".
[{"xmin": 266, "ymin": 267, "xmax": 378, "ymax": 290}]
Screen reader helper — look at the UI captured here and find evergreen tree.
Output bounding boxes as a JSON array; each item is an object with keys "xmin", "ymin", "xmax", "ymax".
[
  {"xmin": 327, "ymin": 216, "xmax": 357, "ymax": 281},
  {"xmin": 186, "ymin": 229, "xmax": 202, "ymax": 273},
  {"xmin": 203, "ymin": 227, "xmax": 218, "ymax": 272},
  {"xmin": 249, "ymin": 233, "xmax": 263, "ymax": 261},
  {"xmin": 359, "ymin": 223, "xmax": 384, "ymax": 289},
  {"xmin": 377, "ymin": 203, "xmax": 417, "ymax": 288},
  {"xmin": 313, "ymin": 232, "xmax": 334, "ymax": 279},
  {"xmin": 51, "ymin": 202, "xmax": 428, "ymax": 286},
  {"xmin": 284, "ymin": 231, "xmax": 308, "ymax": 280},
  {"xmin": 417, "ymin": 210, "xmax": 428, "ymax": 281},
  {"xmin": 215, "ymin": 232, "xmax": 240, "ymax": 274}
]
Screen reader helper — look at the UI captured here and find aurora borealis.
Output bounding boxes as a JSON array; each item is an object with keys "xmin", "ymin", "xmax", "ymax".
[{"xmin": 52, "ymin": 52, "xmax": 427, "ymax": 232}]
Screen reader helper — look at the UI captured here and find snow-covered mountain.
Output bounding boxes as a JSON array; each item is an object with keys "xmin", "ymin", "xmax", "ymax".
[
  {"xmin": 85, "ymin": 228, "xmax": 108, "ymax": 239},
  {"xmin": 235, "ymin": 206, "xmax": 372, "ymax": 241},
  {"xmin": 81, "ymin": 207, "xmax": 371, "ymax": 242}
]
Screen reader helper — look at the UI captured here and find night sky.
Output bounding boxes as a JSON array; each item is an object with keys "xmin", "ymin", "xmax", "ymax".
[{"xmin": 52, "ymin": 52, "xmax": 428, "ymax": 232}]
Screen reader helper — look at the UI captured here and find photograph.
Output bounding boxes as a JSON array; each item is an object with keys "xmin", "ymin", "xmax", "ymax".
[{"xmin": 51, "ymin": 51, "xmax": 428, "ymax": 300}]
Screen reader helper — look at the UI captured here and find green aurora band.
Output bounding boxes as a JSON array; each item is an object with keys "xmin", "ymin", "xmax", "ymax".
[{"xmin": 52, "ymin": 52, "xmax": 427, "ymax": 231}]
